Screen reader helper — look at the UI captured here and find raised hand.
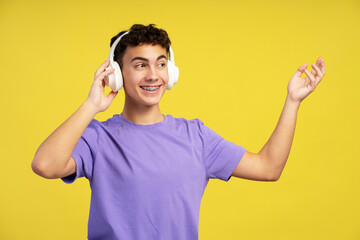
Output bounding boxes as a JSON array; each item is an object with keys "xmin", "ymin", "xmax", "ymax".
[
  {"xmin": 85, "ymin": 60, "xmax": 118, "ymax": 113},
  {"xmin": 287, "ymin": 57, "xmax": 326, "ymax": 103}
]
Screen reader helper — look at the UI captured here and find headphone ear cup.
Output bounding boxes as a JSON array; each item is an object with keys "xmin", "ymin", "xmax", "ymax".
[
  {"xmin": 105, "ymin": 61, "xmax": 123, "ymax": 92},
  {"xmin": 167, "ymin": 60, "xmax": 179, "ymax": 90},
  {"xmin": 113, "ymin": 61, "xmax": 123, "ymax": 91}
]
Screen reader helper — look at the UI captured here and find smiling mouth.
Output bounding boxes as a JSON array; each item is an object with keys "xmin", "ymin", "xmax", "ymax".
[{"xmin": 140, "ymin": 85, "xmax": 161, "ymax": 92}]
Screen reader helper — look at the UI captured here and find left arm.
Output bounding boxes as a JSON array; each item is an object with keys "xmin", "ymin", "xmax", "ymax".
[{"xmin": 231, "ymin": 57, "xmax": 326, "ymax": 181}]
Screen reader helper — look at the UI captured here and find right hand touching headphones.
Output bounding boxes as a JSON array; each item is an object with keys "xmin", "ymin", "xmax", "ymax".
[{"xmin": 85, "ymin": 60, "xmax": 119, "ymax": 113}]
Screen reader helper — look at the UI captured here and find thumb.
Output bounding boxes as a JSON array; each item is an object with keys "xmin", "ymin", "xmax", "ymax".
[{"xmin": 106, "ymin": 91, "xmax": 118, "ymax": 103}]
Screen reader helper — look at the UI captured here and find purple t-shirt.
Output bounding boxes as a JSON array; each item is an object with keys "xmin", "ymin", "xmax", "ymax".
[{"xmin": 61, "ymin": 113, "xmax": 246, "ymax": 240}]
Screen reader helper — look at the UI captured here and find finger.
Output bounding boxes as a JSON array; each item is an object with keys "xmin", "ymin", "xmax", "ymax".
[
  {"xmin": 100, "ymin": 68, "xmax": 115, "ymax": 79},
  {"xmin": 95, "ymin": 60, "xmax": 111, "ymax": 78},
  {"xmin": 311, "ymin": 69, "xmax": 317, "ymax": 76},
  {"xmin": 95, "ymin": 68, "xmax": 115, "ymax": 83},
  {"xmin": 316, "ymin": 57, "xmax": 322, "ymax": 65},
  {"xmin": 293, "ymin": 64, "xmax": 308, "ymax": 78},
  {"xmin": 319, "ymin": 56, "xmax": 326, "ymax": 75},
  {"xmin": 304, "ymin": 69, "xmax": 316, "ymax": 88},
  {"xmin": 315, "ymin": 56, "xmax": 326, "ymax": 75},
  {"xmin": 104, "ymin": 91, "xmax": 118, "ymax": 106},
  {"xmin": 312, "ymin": 64, "xmax": 324, "ymax": 87},
  {"xmin": 312, "ymin": 63, "xmax": 324, "ymax": 79},
  {"xmin": 107, "ymin": 90, "xmax": 118, "ymax": 101}
]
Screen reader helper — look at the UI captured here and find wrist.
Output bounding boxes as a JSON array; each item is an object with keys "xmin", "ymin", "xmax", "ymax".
[
  {"xmin": 286, "ymin": 94, "xmax": 301, "ymax": 110},
  {"xmin": 82, "ymin": 100, "xmax": 100, "ymax": 117}
]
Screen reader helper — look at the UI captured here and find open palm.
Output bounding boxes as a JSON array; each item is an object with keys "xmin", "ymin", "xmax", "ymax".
[{"xmin": 287, "ymin": 57, "xmax": 326, "ymax": 103}]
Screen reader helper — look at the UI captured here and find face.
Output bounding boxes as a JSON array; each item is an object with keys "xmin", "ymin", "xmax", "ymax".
[{"xmin": 121, "ymin": 44, "xmax": 169, "ymax": 107}]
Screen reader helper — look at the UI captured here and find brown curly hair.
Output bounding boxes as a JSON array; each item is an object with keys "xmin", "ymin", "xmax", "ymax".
[{"xmin": 110, "ymin": 24, "xmax": 171, "ymax": 69}]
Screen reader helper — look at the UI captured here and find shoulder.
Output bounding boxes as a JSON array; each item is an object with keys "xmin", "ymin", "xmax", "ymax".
[
  {"xmin": 80, "ymin": 116, "xmax": 124, "ymax": 145},
  {"xmin": 167, "ymin": 115, "xmax": 204, "ymax": 128},
  {"xmin": 165, "ymin": 115, "xmax": 207, "ymax": 138},
  {"xmin": 82, "ymin": 118, "xmax": 108, "ymax": 138},
  {"xmin": 172, "ymin": 116, "xmax": 224, "ymax": 142},
  {"xmin": 77, "ymin": 119, "xmax": 100, "ymax": 141},
  {"xmin": 89, "ymin": 115, "xmax": 121, "ymax": 130}
]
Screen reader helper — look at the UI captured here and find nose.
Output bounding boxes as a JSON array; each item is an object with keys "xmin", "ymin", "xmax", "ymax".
[{"xmin": 145, "ymin": 66, "xmax": 158, "ymax": 82}]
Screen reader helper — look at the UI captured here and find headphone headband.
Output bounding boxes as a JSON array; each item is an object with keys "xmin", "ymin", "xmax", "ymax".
[
  {"xmin": 109, "ymin": 31, "xmax": 175, "ymax": 63},
  {"xmin": 108, "ymin": 31, "xmax": 129, "ymax": 64}
]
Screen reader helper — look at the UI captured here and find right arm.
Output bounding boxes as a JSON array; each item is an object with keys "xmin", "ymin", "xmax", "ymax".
[
  {"xmin": 31, "ymin": 60, "xmax": 117, "ymax": 179},
  {"xmin": 32, "ymin": 101, "xmax": 97, "ymax": 179}
]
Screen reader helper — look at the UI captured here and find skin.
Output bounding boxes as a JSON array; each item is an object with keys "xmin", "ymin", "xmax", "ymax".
[
  {"xmin": 32, "ymin": 42, "xmax": 326, "ymax": 182},
  {"xmin": 86, "ymin": 44, "xmax": 169, "ymax": 125},
  {"xmin": 231, "ymin": 57, "xmax": 326, "ymax": 181},
  {"xmin": 121, "ymin": 44, "xmax": 169, "ymax": 124},
  {"xmin": 31, "ymin": 44, "xmax": 169, "ymax": 179}
]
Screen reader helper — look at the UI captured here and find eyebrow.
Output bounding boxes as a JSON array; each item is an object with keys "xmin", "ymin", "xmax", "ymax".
[{"xmin": 130, "ymin": 55, "xmax": 167, "ymax": 63}]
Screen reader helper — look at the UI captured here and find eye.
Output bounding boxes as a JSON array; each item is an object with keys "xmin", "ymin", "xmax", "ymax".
[
  {"xmin": 135, "ymin": 63, "xmax": 145, "ymax": 68},
  {"xmin": 158, "ymin": 62, "xmax": 166, "ymax": 67}
]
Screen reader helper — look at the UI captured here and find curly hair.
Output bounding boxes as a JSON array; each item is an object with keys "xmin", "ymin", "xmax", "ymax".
[{"xmin": 110, "ymin": 24, "xmax": 171, "ymax": 69}]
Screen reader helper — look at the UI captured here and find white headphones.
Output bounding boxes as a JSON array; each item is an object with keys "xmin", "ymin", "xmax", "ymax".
[{"xmin": 105, "ymin": 31, "xmax": 179, "ymax": 92}]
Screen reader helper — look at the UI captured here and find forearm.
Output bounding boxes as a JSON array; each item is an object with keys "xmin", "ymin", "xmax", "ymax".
[
  {"xmin": 32, "ymin": 100, "xmax": 98, "ymax": 177},
  {"xmin": 258, "ymin": 95, "xmax": 301, "ymax": 179}
]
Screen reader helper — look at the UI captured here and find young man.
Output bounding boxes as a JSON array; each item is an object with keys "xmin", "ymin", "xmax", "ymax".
[{"xmin": 32, "ymin": 24, "xmax": 325, "ymax": 239}]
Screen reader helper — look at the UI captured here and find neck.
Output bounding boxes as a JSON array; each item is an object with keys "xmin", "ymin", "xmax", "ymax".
[{"xmin": 122, "ymin": 98, "xmax": 164, "ymax": 125}]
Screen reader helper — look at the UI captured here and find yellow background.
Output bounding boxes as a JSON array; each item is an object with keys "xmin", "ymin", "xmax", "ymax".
[{"xmin": 1, "ymin": 0, "xmax": 359, "ymax": 239}]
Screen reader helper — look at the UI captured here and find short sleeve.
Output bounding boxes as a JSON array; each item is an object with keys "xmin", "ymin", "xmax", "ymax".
[
  {"xmin": 198, "ymin": 120, "xmax": 246, "ymax": 182},
  {"xmin": 61, "ymin": 120, "xmax": 99, "ymax": 184}
]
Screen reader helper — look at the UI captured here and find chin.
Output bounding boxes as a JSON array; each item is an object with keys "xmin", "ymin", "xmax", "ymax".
[{"xmin": 141, "ymin": 96, "xmax": 163, "ymax": 107}]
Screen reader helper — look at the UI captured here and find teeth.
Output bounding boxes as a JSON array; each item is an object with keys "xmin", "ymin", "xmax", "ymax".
[{"xmin": 141, "ymin": 86, "xmax": 160, "ymax": 91}]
